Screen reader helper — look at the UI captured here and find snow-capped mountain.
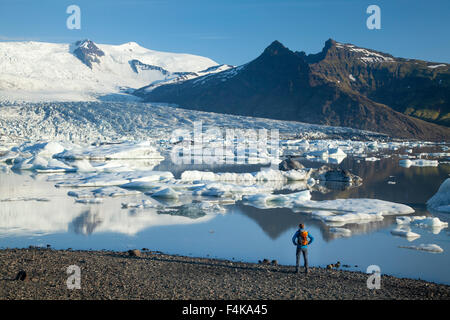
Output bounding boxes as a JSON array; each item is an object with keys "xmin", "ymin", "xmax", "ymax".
[{"xmin": 0, "ymin": 39, "xmax": 230, "ymax": 101}]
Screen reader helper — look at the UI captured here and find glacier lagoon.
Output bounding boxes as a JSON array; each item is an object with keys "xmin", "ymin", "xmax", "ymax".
[{"xmin": 0, "ymin": 151, "xmax": 449, "ymax": 285}]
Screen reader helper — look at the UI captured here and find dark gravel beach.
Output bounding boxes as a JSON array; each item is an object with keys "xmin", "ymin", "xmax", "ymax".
[{"xmin": 0, "ymin": 248, "xmax": 448, "ymax": 300}]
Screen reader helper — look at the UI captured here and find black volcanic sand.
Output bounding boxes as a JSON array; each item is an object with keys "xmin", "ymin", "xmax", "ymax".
[{"xmin": 0, "ymin": 248, "xmax": 448, "ymax": 300}]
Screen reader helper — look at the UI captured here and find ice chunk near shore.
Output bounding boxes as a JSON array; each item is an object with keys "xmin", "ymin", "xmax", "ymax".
[
  {"xmin": 244, "ymin": 193, "xmax": 414, "ymax": 225},
  {"xmin": 399, "ymin": 244, "xmax": 444, "ymax": 253},
  {"xmin": 295, "ymin": 198, "xmax": 414, "ymax": 216},
  {"xmin": 399, "ymin": 159, "xmax": 439, "ymax": 168},
  {"xmin": 427, "ymin": 178, "xmax": 450, "ymax": 213}
]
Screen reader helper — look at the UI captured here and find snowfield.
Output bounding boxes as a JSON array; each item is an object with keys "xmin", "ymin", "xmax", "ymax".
[{"xmin": 0, "ymin": 40, "xmax": 223, "ymax": 102}]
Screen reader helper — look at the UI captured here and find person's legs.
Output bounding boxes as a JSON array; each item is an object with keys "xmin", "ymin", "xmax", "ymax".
[
  {"xmin": 302, "ymin": 248, "xmax": 308, "ymax": 273},
  {"xmin": 295, "ymin": 247, "xmax": 300, "ymax": 273}
]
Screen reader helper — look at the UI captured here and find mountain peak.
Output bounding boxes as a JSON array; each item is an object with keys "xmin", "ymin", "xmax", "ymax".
[
  {"xmin": 120, "ymin": 41, "xmax": 141, "ymax": 48},
  {"xmin": 74, "ymin": 39, "xmax": 95, "ymax": 48},
  {"xmin": 73, "ymin": 39, "xmax": 105, "ymax": 69},
  {"xmin": 324, "ymin": 38, "xmax": 337, "ymax": 48},
  {"xmin": 263, "ymin": 40, "xmax": 292, "ymax": 56}
]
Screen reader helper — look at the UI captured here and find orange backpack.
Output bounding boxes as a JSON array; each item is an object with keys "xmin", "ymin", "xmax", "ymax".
[{"xmin": 298, "ymin": 230, "xmax": 308, "ymax": 246}]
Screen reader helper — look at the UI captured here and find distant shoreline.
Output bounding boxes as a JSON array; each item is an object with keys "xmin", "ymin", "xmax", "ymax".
[{"xmin": 0, "ymin": 248, "xmax": 448, "ymax": 300}]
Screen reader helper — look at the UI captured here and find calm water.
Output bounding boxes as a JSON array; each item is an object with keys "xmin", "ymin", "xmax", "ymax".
[{"xmin": 0, "ymin": 149, "xmax": 449, "ymax": 285}]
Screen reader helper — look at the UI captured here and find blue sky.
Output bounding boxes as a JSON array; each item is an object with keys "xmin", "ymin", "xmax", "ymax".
[{"xmin": 0, "ymin": 0, "xmax": 449, "ymax": 65}]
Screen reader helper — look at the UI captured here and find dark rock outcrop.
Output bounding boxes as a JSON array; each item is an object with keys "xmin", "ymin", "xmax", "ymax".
[
  {"xmin": 279, "ymin": 158, "xmax": 304, "ymax": 171},
  {"xmin": 73, "ymin": 39, "xmax": 105, "ymax": 69},
  {"xmin": 135, "ymin": 39, "xmax": 450, "ymax": 140}
]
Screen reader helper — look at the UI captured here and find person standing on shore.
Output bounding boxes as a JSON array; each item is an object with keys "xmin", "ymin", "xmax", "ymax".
[{"xmin": 292, "ymin": 223, "xmax": 314, "ymax": 274}]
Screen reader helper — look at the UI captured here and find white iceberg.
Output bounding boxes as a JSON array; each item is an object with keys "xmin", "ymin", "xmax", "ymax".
[
  {"xmin": 68, "ymin": 186, "xmax": 142, "ymax": 199},
  {"xmin": 192, "ymin": 182, "xmax": 272, "ymax": 198},
  {"xmin": 399, "ymin": 159, "xmax": 439, "ymax": 168},
  {"xmin": 243, "ymin": 192, "xmax": 414, "ymax": 225},
  {"xmin": 180, "ymin": 168, "xmax": 310, "ymax": 183},
  {"xmin": 151, "ymin": 187, "xmax": 180, "ymax": 199},
  {"xmin": 55, "ymin": 171, "xmax": 173, "ymax": 188},
  {"xmin": 329, "ymin": 227, "xmax": 352, "ymax": 237},
  {"xmin": 19, "ymin": 141, "xmax": 66, "ymax": 158},
  {"xmin": 75, "ymin": 198, "xmax": 104, "ymax": 204},
  {"xmin": 55, "ymin": 141, "xmax": 163, "ymax": 160},
  {"xmin": 427, "ymin": 178, "xmax": 450, "ymax": 212},
  {"xmin": 399, "ymin": 244, "xmax": 444, "ymax": 253},
  {"xmin": 121, "ymin": 200, "xmax": 157, "ymax": 209},
  {"xmin": 395, "ymin": 216, "xmax": 427, "ymax": 225},
  {"xmin": 390, "ymin": 228, "xmax": 420, "ymax": 240}
]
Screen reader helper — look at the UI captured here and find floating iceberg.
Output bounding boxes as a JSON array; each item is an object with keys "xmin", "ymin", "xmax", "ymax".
[
  {"xmin": 55, "ymin": 141, "xmax": 164, "ymax": 160},
  {"xmin": 412, "ymin": 217, "xmax": 448, "ymax": 228},
  {"xmin": 395, "ymin": 216, "xmax": 426, "ymax": 225},
  {"xmin": 192, "ymin": 182, "xmax": 272, "ymax": 198},
  {"xmin": 180, "ymin": 168, "xmax": 310, "ymax": 183},
  {"xmin": 55, "ymin": 171, "xmax": 173, "ymax": 188},
  {"xmin": 18, "ymin": 141, "xmax": 66, "ymax": 158},
  {"xmin": 427, "ymin": 178, "xmax": 450, "ymax": 213},
  {"xmin": 243, "ymin": 192, "xmax": 414, "ymax": 225},
  {"xmin": 243, "ymin": 190, "xmax": 311, "ymax": 208},
  {"xmin": 399, "ymin": 244, "xmax": 444, "ymax": 253},
  {"xmin": 390, "ymin": 228, "xmax": 420, "ymax": 240},
  {"xmin": 396, "ymin": 216, "xmax": 448, "ymax": 234},
  {"xmin": 151, "ymin": 187, "xmax": 180, "ymax": 199},
  {"xmin": 329, "ymin": 227, "xmax": 352, "ymax": 237},
  {"xmin": 7, "ymin": 141, "xmax": 164, "ymax": 173},
  {"xmin": 121, "ymin": 200, "xmax": 157, "ymax": 209},
  {"xmin": 399, "ymin": 159, "xmax": 439, "ymax": 168},
  {"xmin": 0, "ymin": 197, "xmax": 50, "ymax": 202},
  {"xmin": 68, "ymin": 186, "xmax": 142, "ymax": 199},
  {"xmin": 75, "ymin": 198, "xmax": 104, "ymax": 204},
  {"xmin": 12, "ymin": 156, "xmax": 75, "ymax": 172}
]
